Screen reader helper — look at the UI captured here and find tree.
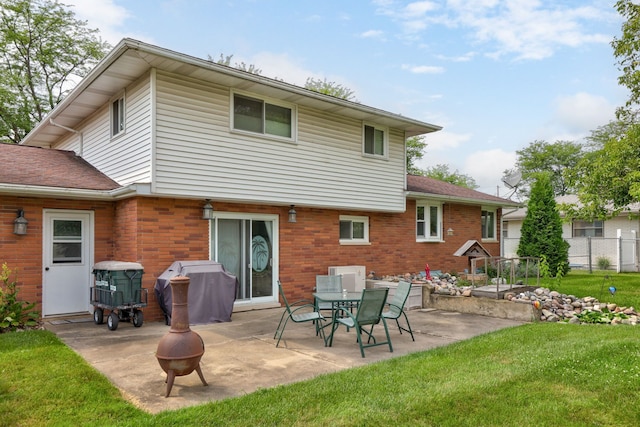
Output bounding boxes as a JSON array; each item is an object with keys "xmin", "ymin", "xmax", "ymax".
[
  {"xmin": 564, "ymin": 2, "xmax": 640, "ymax": 218},
  {"xmin": 513, "ymin": 140, "xmax": 583, "ymax": 197},
  {"xmin": 406, "ymin": 135, "xmax": 427, "ymax": 175},
  {"xmin": 0, "ymin": 0, "xmax": 110, "ymax": 144},
  {"xmin": 612, "ymin": 0, "xmax": 640, "ymax": 122},
  {"xmin": 568, "ymin": 123, "xmax": 640, "ymax": 219},
  {"xmin": 424, "ymin": 164, "xmax": 478, "ymax": 189},
  {"xmin": 304, "ymin": 77, "xmax": 357, "ymax": 101},
  {"xmin": 517, "ymin": 173, "xmax": 569, "ymax": 277},
  {"xmin": 209, "ymin": 53, "xmax": 262, "ymax": 75}
]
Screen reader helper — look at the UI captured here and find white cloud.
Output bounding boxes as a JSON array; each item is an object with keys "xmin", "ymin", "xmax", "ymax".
[
  {"xmin": 424, "ymin": 129, "xmax": 469, "ymax": 151},
  {"xmin": 376, "ymin": 0, "xmax": 616, "ymax": 61},
  {"xmin": 360, "ymin": 30, "xmax": 385, "ymax": 39},
  {"xmin": 551, "ymin": 92, "xmax": 616, "ymax": 133},
  {"xmin": 66, "ymin": 0, "xmax": 150, "ymax": 45},
  {"xmin": 401, "ymin": 64, "xmax": 445, "ymax": 74},
  {"xmin": 463, "ymin": 149, "xmax": 518, "ymax": 195}
]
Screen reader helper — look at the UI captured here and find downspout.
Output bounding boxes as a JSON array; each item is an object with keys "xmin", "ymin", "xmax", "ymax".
[{"xmin": 49, "ymin": 119, "xmax": 84, "ymax": 157}]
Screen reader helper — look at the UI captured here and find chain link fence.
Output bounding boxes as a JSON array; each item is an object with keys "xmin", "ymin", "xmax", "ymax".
[{"xmin": 503, "ymin": 235, "xmax": 640, "ymax": 273}]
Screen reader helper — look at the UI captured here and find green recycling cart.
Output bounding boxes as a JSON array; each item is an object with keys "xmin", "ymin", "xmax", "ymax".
[{"xmin": 91, "ymin": 261, "xmax": 147, "ymax": 331}]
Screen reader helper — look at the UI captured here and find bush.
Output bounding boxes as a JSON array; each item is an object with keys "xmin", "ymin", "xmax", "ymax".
[
  {"xmin": 596, "ymin": 256, "xmax": 611, "ymax": 270},
  {"xmin": 0, "ymin": 263, "xmax": 40, "ymax": 332}
]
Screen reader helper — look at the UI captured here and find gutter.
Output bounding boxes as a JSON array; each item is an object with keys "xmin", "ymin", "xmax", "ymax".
[
  {"xmin": 49, "ymin": 119, "xmax": 83, "ymax": 156},
  {"xmin": 0, "ymin": 183, "xmax": 146, "ymax": 200},
  {"xmin": 405, "ymin": 191, "xmax": 522, "ymax": 208}
]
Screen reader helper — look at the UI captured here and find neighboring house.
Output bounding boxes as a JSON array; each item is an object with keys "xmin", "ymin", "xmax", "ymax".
[
  {"xmin": 1, "ymin": 38, "xmax": 517, "ymax": 321},
  {"xmin": 503, "ymin": 195, "xmax": 640, "ymax": 271}
]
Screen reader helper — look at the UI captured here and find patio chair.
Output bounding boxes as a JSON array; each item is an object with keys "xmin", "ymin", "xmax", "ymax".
[
  {"xmin": 274, "ymin": 281, "xmax": 326, "ymax": 347},
  {"xmin": 328, "ymin": 288, "xmax": 393, "ymax": 358},
  {"xmin": 380, "ymin": 280, "xmax": 415, "ymax": 341},
  {"xmin": 314, "ymin": 274, "xmax": 343, "ymax": 311}
]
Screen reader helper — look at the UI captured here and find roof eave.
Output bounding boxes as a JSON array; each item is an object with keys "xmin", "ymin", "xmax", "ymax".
[
  {"xmin": 406, "ymin": 191, "xmax": 522, "ymax": 208},
  {"xmin": 21, "ymin": 38, "xmax": 442, "ymax": 147}
]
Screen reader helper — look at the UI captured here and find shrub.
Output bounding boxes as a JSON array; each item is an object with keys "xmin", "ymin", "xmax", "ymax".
[
  {"xmin": 596, "ymin": 256, "xmax": 611, "ymax": 270},
  {"xmin": 0, "ymin": 263, "xmax": 40, "ymax": 332}
]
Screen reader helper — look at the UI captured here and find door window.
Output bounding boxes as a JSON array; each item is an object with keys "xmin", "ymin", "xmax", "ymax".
[{"xmin": 52, "ymin": 220, "xmax": 83, "ymax": 263}]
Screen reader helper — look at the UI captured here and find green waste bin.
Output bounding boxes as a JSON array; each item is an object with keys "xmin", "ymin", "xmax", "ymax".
[{"xmin": 92, "ymin": 261, "xmax": 144, "ymax": 306}]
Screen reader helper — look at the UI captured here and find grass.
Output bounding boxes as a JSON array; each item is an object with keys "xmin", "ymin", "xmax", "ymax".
[
  {"xmin": 2, "ymin": 323, "xmax": 639, "ymax": 426},
  {"xmin": 538, "ymin": 269, "xmax": 640, "ymax": 309}
]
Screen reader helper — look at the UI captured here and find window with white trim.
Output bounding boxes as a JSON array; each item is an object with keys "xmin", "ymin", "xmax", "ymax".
[
  {"xmin": 416, "ymin": 203, "xmax": 442, "ymax": 241},
  {"xmin": 481, "ymin": 208, "xmax": 496, "ymax": 240},
  {"xmin": 572, "ymin": 220, "xmax": 603, "ymax": 237},
  {"xmin": 111, "ymin": 94, "xmax": 125, "ymax": 137},
  {"xmin": 232, "ymin": 92, "xmax": 294, "ymax": 140},
  {"xmin": 339, "ymin": 215, "xmax": 369, "ymax": 244},
  {"xmin": 363, "ymin": 124, "xmax": 387, "ymax": 157}
]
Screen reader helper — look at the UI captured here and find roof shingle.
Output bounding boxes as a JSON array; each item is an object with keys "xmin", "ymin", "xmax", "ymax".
[
  {"xmin": 0, "ymin": 144, "xmax": 121, "ymax": 191},
  {"xmin": 406, "ymin": 174, "xmax": 517, "ymax": 205}
]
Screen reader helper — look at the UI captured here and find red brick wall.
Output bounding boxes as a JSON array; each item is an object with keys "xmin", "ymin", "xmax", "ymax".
[
  {"xmin": 3, "ymin": 195, "xmax": 502, "ymax": 322},
  {"xmin": 0, "ymin": 197, "xmax": 114, "ymax": 315},
  {"xmin": 277, "ymin": 200, "xmax": 501, "ymax": 302}
]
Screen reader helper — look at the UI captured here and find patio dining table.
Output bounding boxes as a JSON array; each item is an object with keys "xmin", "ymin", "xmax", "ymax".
[{"xmin": 313, "ymin": 291, "xmax": 362, "ymax": 346}]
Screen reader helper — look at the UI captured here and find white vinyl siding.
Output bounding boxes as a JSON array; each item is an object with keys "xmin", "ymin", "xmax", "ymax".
[
  {"xmin": 54, "ymin": 74, "xmax": 153, "ymax": 185},
  {"xmin": 153, "ymin": 71, "xmax": 407, "ymax": 212}
]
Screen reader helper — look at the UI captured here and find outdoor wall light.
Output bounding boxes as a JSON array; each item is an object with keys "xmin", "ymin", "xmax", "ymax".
[
  {"xmin": 14, "ymin": 209, "xmax": 28, "ymax": 235},
  {"xmin": 447, "ymin": 227, "xmax": 454, "ymax": 236},
  {"xmin": 202, "ymin": 199, "xmax": 214, "ymax": 220},
  {"xmin": 288, "ymin": 205, "xmax": 297, "ymax": 223}
]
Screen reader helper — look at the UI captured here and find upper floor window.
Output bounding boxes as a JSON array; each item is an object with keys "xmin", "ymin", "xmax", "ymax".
[
  {"xmin": 339, "ymin": 215, "xmax": 369, "ymax": 244},
  {"xmin": 481, "ymin": 208, "xmax": 496, "ymax": 240},
  {"xmin": 111, "ymin": 95, "xmax": 125, "ymax": 137},
  {"xmin": 363, "ymin": 124, "xmax": 387, "ymax": 157},
  {"xmin": 572, "ymin": 220, "xmax": 603, "ymax": 237},
  {"xmin": 416, "ymin": 203, "xmax": 442, "ymax": 241},
  {"xmin": 232, "ymin": 93, "xmax": 294, "ymax": 140}
]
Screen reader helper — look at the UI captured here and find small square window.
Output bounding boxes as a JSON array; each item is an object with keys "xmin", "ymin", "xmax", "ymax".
[
  {"xmin": 363, "ymin": 124, "xmax": 387, "ymax": 157},
  {"xmin": 339, "ymin": 215, "xmax": 369, "ymax": 244}
]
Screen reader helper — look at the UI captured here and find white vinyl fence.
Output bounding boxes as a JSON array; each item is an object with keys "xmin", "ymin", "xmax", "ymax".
[{"xmin": 502, "ymin": 229, "xmax": 640, "ymax": 273}]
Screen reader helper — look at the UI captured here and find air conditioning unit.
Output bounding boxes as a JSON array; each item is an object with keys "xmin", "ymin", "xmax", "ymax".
[{"xmin": 328, "ymin": 265, "xmax": 366, "ymax": 292}]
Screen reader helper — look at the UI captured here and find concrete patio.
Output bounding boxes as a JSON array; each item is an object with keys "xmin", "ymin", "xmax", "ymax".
[{"xmin": 45, "ymin": 307, "xmax": 524, "ymax": 414}]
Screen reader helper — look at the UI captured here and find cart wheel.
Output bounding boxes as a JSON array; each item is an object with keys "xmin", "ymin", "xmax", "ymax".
[
  {"xmin": 93, "ymin": 308, "xmax": 104, "ymax": 325},
  {"xmin": 107, "ymin": 311, "xmax": 119, "ymax": 331},
  {"xmin": 133, "ymin": 310, "xmax": 144, "ymax": 327}
]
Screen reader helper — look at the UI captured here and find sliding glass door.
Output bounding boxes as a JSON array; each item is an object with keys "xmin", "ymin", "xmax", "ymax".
[{"xmin": 212, "ymin": 213, "xmax": 278, "ymax": 303}]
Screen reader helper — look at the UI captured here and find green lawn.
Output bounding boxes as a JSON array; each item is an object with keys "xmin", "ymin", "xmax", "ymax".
[
  {"xmin": 538, "ymin": 269, "xmax": 640, "ymax": 309},
  {"xmin": 2, "ymin": 322, "xmax": 639, "ymax": 427}
]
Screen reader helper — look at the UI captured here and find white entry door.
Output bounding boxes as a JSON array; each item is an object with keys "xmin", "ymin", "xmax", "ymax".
[{"xmin": 42, "ymin": 210, "xmax": 94, "ymax": 316}]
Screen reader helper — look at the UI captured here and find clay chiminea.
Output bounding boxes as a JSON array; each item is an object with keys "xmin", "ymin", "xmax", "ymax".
[{"xmin": 156, "ymin": 276, "xmax": 208, "ymax": 397}]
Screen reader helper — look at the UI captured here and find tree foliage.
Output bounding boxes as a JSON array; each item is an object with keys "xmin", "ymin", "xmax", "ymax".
[
  {"xmin": 406, "ymin": 135, "xmax": 427, "ymax": 175},
  {"xmin": 304, "ymin": 77, "xmax": 357, "ymax": 101},
  {"xmin": 568, "ymin": 123, "xmax": 640, "ymax": 219},
  {"xmin": 513, "ymin": 140, "xmax": 583, "ymax": 198},
  {"xmin": 0, "ymin": 0, "xmax": 110, "ymax": 143},
  {"xmin": 612, "ymin": 0, "xmax": 640, "ymax": 122},
  {"xmin": 210, "ymin": 53, "xmax": 263, "ymax": 75},
  {"xmin": 517, "ymin": 173, "xmax": 569, "ymax": 277},
  {"xmin": 423, "ymin": 164, "xmax": 478, "ymax": 189}
]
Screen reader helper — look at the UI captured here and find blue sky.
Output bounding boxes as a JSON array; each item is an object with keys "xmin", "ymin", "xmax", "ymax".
[{"xmin": 70, "ymin": 0, "xmax": 625, "ymax": 196}]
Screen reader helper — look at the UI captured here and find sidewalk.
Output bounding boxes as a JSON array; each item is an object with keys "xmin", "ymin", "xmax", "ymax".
[{"xmin": 45, "ymin": 308, "xmax": 524, "ymax": 414}]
